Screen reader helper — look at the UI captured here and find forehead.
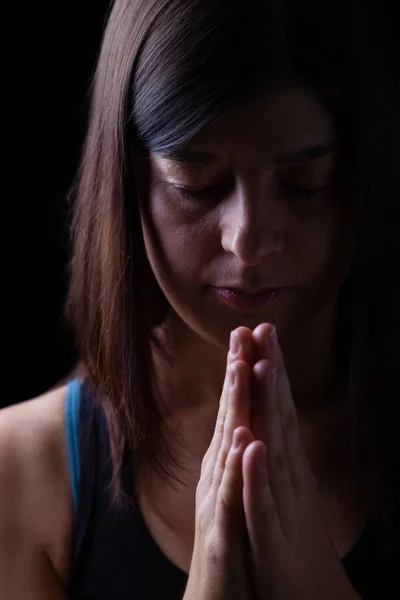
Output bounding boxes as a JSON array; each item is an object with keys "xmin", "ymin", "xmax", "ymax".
[{"xmin": 183, "ymin": 84, "xmax": 335, "ymax": 159}]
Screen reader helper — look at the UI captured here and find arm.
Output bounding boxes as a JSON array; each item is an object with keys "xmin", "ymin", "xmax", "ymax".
[{"xmin": 0, "ymin": 389, "xmax": 72, "ymax": 600}]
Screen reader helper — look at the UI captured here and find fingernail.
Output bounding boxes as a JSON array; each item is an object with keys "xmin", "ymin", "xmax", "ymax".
[
  {"xmin": 233, "ymin": 428, "xmax": 242, "ymax": 449},
  {"xmin": 230, "ymin": 332, "xmax": 239, "ymax": 356}
]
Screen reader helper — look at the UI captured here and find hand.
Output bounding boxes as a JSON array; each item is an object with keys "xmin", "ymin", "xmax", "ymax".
[
  {"xmin": 184, "ymin": 328, "xmax": 257, "ymax": 600},
  {"xmin": 241, "ymin": 323, "xmax": 360, "ymax": 600}
]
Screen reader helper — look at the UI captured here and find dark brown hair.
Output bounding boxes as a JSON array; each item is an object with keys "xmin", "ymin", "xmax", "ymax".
[{"xmin": 68, "ymin": 0, "xmax": 399, "ymax": 547}]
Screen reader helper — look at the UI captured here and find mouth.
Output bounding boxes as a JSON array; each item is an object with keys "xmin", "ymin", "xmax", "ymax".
[{"xmin": 210, "ymin": 286, "xmax": 287, "ymax": 312}]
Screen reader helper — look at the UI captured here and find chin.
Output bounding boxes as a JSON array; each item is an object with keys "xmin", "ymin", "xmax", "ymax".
[
  {"xmin": 179, "ymin": 307, "xmax": 285, "ymax": 349},
  {"xmin": 163, "ymin": 286, "xmax": 307, "ymax": 349}
]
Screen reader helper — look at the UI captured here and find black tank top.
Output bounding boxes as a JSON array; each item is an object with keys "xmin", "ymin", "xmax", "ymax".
[{"xmin": 66, "ymin": 380, "xmax": 397, "ymax": 599}]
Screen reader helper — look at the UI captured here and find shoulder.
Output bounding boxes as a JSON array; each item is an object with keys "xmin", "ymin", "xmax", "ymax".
[
  {"xmin": 0, "ymin": 386, "xmax": 73, "ymax": 598},
  {"xmin": 0, "ymin": 386, "xmax": 70, "ymax": 497}
]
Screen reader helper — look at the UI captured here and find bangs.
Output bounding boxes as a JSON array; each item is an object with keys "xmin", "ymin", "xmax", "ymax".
[
  {"xmin": 129, "ymin": 0, "xmax": 358, "ymax": 157},
  {"xmin": 130, "ymin": 0, "xmax": 289, "ymax": 154}
]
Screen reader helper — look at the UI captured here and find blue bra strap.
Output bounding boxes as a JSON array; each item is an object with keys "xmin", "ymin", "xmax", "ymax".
[{"xmin": 65, "ymin": 379, "xmax": 82, "ymax": 512}]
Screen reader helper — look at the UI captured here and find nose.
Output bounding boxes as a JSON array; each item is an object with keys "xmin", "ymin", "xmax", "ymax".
[{"xmin": 220, "ymin": 181, "xmax": 286, "ymax": 266}]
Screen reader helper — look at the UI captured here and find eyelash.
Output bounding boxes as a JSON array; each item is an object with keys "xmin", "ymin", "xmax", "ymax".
[
  {"xmin": 176, "ymin": 187, "xmax": 214, "ymax": 201},
  {"xmin": 280, "ymin": 183, "xmax": 327, "ymax": 202},
  {"xmin": 174, "ymin": 184, "xmax": 327, "ymax": 203}
]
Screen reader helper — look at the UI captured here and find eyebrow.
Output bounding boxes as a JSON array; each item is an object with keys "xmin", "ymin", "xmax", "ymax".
[
  {"xmin": 159, "ymin": 149, "xmax": 218, "ymax": 164},
  {"xmin": 159, "ymin": 142, "xmax": 336, "ymax": 165},
  {"xmin": 276, "ymin": 142, "xmax": 336, "ymax": 164}
]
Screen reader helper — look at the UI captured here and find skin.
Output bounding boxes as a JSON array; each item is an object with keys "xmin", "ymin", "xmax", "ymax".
[
  {"xmin": 136, "ymin": 83, "xmax": 354, "ymax": 417},
  {"xmin": 134, "ymin": 84, "xmax": 369, "ymax": 577},
  {"xmin": 0, "ymin": 388, "xmax": 71, "ymax": 599},
  {"xmin": 185, "ymin": 323, "xmax": 361, "ymax": 599}
]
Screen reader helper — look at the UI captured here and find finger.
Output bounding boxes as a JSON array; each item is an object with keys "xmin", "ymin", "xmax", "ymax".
[
  {"xmin": 252, "ymin": 322, "xmax": 275, "ymax": 363},
  {"xmin": 215, "ymin": 426, "xmax": 254, "ymax": 541},
  {"xmin": 203, "ymin": 328, "xmax": 254, "ymax": 461},
  {"xmin": 250, "ymin": 356, "xmax": 274, "ymax": 443},
  {"xmin": 200, "ymin": 356, "xmax": 233, "ymax": 479},
  {"xmin": 229, "ymin": 326, "xmax": 256, "ymax": 366},
  {"xmin": 242, "ymin": 440, "xmax": 281, "ymax": 558},
  {"xmin": 269, "ymin": 328, "xmax": 304, "ymax": 483},
  {"xmin": 253, "ymin": 359, "xmax": 293, "ymax": 522},
  {"xmin": 212, "ymin": 360, "xmax": 251, "ymax": 492},
  {"xmin": 201, "ymin": 328, "xmax": 254, "ymax": 482},
  {"xmin": 250, "ymin": 323, "xmax": 276, "ymax": 454}
]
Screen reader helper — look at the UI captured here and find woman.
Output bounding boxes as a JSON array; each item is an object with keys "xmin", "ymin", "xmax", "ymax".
[{"xmin": 1, "ymin": 0, "xmax": 398, "ymax": 598}]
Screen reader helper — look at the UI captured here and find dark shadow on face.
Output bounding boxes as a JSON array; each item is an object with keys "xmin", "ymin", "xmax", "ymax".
[{"xmin": 135, "ymin": 83, "xmax": 356, "ymax": 348}]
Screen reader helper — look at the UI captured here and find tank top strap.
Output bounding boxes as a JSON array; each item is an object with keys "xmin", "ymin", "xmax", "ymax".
[{"xmin": 65, "ymin": 378, "xmax": 98, "ymax": 568}]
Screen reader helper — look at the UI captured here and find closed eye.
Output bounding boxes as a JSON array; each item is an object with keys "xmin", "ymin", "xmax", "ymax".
[
  {"xmin": 173, "ymin": 182, "xmax": 328, "ymax": 203},
  {"xmin": 172, "ymin": 183, "xmax": 228, "ymax": 203},
  {"xmin": 175, "ymin": 187, "xmax": 213, "ymax": 201},
  {"xmin": 280, "ymin": 183, "xmax": 328, "ymax": 201}
]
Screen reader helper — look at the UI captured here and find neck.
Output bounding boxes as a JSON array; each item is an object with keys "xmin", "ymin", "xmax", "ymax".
[
  {"xmin": 151, "ymin": 303, "xmax": 355, "ymax": 497},
  {"xmin": 280, "ymin": 301, "xmax": 341, "ymax": 417},
  {"xmin": 156, "ymin": 302, "xmax": 340, "ymax": 420}
]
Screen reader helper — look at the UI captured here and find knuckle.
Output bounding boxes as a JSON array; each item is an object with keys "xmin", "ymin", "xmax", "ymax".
[
  {"xmin": 282, "ymin": 411, "xmax": 298, "ymax": 433},
  {"xmin": 218, "ymin": 493, "xmax": 232, "ymax": 517},
  {"xmin": 262, "ymin": 501, "xmax": 278, "ymax": 523},
  {"xmin": 197, "ymin": 503, "xmax": 209, "ymax": 527},
  {"xmin": 200, "ymin": 451, "xmax": 210, "ymax": 475},
  {"xmin": 196, "ymin": 479, "xmax": 204, "ymax": 500},
  {"xmin": 196, "ymin": 478, "xmax": 207, "ymax": 503},
  {"xmin": 205, "ymin": 537, "xmax": 220, "ymax": 562},
  {"xmin": 216, "ymin": 445, "xmax": 228, "ymax": 473},
  {"xmin": 206, "ymin": 531, "xmax": 229, "ymax": 563},
  {"xmin": 216, "ymin": 413, "xmax": 225, "ymax": 437},
  {"xmin": 217, "ymin": 486, "xmax": 237, "ymax": 521}
]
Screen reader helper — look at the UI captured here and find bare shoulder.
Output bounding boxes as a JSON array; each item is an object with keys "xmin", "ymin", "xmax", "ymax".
[{"xmin": 0, "ymin": 386, "xmax": 72, "ymax": 599}]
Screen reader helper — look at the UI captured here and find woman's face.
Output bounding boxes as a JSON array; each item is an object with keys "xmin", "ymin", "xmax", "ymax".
[{"xmin": 135, "ymin": 84, "xmax": 354, "ymax": 346}]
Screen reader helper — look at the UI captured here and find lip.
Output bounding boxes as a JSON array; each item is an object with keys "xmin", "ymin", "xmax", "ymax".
[{"xmin": 211, "ymin": 286, "xmax": 286, "ymax": 312}]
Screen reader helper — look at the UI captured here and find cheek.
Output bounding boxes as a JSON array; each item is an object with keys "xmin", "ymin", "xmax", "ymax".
[
  {"xmin": 289, "ymin": 203, "xmax": 344, "ymax": 277},
  {"xmin": 296, "ymin": 220, "xmax": 334, "ymax": 267},
  {"xmin": 140, "ymin": 194, "xmax": 218, "ymax": 285},
  {"xmin": 295, "ymin": 211, "xmax": 354, "ymax": 317}
]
